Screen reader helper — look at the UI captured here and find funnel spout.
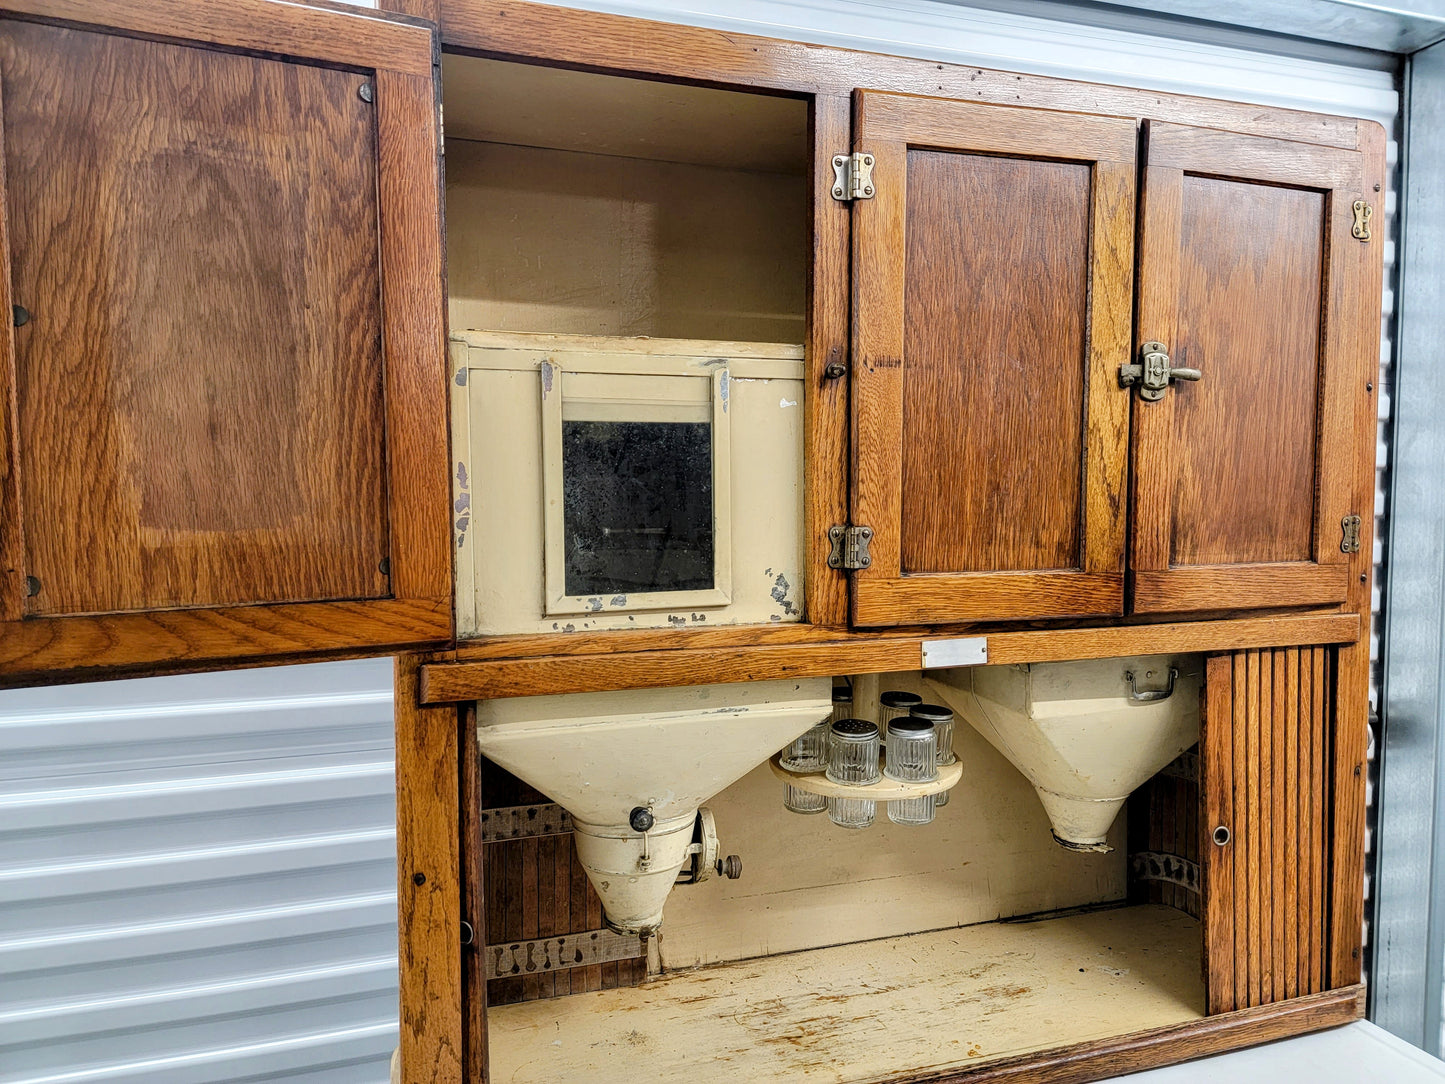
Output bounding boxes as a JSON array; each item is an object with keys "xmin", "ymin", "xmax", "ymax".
[
  {"xmin": 476, "ymin": 678, "xmax": 833, "ymax": 933},
  {"xmin": 927, "ymin": 656, "xmax": 1200, "ymax": 851}
]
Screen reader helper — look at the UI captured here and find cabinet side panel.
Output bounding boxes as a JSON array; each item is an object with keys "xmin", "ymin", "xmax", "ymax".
[
  {"xmin": 1, "ymin": 21, "xmax": 389, "ymax": 615},
  {"xmin": 900, "ymin": 151, "xmax": 1090, "ymax": 575},
  {"xmin": 1171, "ymin": 178, "xmax": 1323, "ymax": 568}
]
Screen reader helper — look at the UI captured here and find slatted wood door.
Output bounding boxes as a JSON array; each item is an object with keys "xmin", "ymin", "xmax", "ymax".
[
  {"xmin": 848, "ymin": 91, "xmax": 1137, "ymax": 627},
  {"xmin": 0, "ymin": 0, "xmax": 451, "ymax": 680},
  {"xmin": 1201, "ymin": 647, "xmax": 1334, "ymax": 1014},
  {"xmin": 1130, "ymin": 122, "xmax": 1373, "ymax": 615}
]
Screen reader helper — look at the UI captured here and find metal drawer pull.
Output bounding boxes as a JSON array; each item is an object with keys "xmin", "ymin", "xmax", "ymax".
[
  {"xmin": 1119, "ymin": 341, "xmax": 1202, "ymax": 401},
  {"xmin": 1125, "ymin": 667, "xmax": 1178, "ymax": 702}
]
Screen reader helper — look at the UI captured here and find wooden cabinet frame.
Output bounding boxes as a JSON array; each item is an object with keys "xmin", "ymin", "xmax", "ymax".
[
  {"xmin": 0, "ymin": 0, "xmax": 453, "ymax": 682},
  {"xmin": 395, "ymin": 3, "xmax": 1387, "ymax": 1082}
]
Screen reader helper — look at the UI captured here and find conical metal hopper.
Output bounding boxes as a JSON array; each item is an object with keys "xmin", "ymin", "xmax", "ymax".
[
  {"xmin": 476, "ymin": 678, "xmax": 832, "ymax": 934},
  {"xmin": 926, "ymin": 655, "xmax": 1200, "ymax": 851}
]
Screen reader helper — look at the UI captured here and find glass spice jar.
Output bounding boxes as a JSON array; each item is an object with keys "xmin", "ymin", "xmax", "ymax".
[
  {"xmin": 910, "ymin": 703, "xmax": 956, "ymax": 807},
  {"xmin": 884, "ymin": 716, "xmax": 938, "ymax": 826},
  {"xmin": 826, "ymin": 718, "xmax": 881, "ymax": 829}
]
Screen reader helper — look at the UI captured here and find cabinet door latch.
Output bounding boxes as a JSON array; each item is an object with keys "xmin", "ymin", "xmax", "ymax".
[
  {"xmin": 1119, "ymin": 341, "xmax": 1202, "ymax": 402},
  {"xmin": 1341, "ymin": 514, "xmax": 1362, "ymax": 554},
  {"xmin": 831, "ymin": 152, "xmax": 875, "ymax": 201},
  {"xmin": 828, "ymin": 525, "xmax": 874, "ymax": 569}
]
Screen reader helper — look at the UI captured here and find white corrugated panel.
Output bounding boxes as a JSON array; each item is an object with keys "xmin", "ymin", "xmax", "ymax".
[{"xmin": 0, "ymin": 658, "xmax": 398, "ymax": 1084}]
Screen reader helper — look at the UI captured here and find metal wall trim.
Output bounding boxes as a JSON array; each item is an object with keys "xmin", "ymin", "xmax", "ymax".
[{"xmin": 1372, "ymin": 37, "xmax": 1445, "ymax": 1056}]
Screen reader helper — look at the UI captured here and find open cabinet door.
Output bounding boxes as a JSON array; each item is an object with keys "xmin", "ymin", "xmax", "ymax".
[
  {"xmin": 1130, "ymin": 122, "xmax": 1371, "ymax": 615},
  {"xmin": 0, "ymin": 0, "xmax": 451, "ymax": 681},
  {"xmin": 847, "ymin": 91, "xmax": 1136, "ymax": 627}
]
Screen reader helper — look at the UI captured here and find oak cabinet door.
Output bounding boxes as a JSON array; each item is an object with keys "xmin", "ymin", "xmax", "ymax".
[
  {"xmin": 1201, "ymin": 648, "xmax": 1334, "ymax": 1014},
  {"xmin": 1130, "ymin": 123, "xmax": 1370, "ymax": 615},
  {"xmin": 848, "ymin": 91, "xmax": 1136, "ymax": 627},
  {"xmin": 0, "ymin": 0, "xmax": 450, "ymax": 679}
]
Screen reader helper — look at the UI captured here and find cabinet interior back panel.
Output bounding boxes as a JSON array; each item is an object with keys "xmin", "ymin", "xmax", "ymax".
[
  {"xmin": 446, "ymin": 140, "xmax": 806, "ymax": 342},
  {"xmin": 0, "ymin": 21, "xmax": 389, "ymax": 616},
  {"xmin": 1171, "ymin": 177, "xmax": 1323, "ymax": 568},
  {"xmin": 900, "ymin": 150, "xmax": 1090, "ymax": 575},
  {"xmin": 658, "ymin": 670, "xmax": 1126, "ymax": 971}
]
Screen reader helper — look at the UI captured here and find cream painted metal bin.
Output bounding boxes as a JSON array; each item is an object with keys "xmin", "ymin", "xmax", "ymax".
[{"xmin": 451, "ymin": 330, "xmax": 806, "ymax": 637}]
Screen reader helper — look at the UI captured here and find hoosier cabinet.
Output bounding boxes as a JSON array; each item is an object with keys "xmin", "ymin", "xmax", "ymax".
[{"xmin": 0, "ymin": 0, "xmax": 1385, "ymax": 1081}]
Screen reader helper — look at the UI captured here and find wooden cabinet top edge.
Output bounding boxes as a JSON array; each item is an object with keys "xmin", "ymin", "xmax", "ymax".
[
  {"xmin": 436, "ymin": 0, "xmax": 1367, "ymax": 152},
  {"xmin": 0, "ymin": 0, "xmax": 437, "ymax": 77},
  {"xmin": 420, "ymin": 612, "xmax": 1360, "ymax": 702}
]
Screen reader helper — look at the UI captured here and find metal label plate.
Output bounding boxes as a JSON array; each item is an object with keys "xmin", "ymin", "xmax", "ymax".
[{"xmin": 920, "ymin": 637, "xmax": 988, "ymax": 669}]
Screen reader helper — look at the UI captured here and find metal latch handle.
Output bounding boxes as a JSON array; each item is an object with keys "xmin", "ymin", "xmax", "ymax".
[
  {"xmin": 1125, "ymin": 667, "xmax": 1178, "ymax": 702},
  {"xmin": 1120, "ymin": 342, "xmax": 1203, "ymax": 402}
]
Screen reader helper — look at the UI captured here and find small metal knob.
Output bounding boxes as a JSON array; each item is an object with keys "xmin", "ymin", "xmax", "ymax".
[
  {"xmin": 823, "ymin": 362, "xmax": 847, "ymax": 379},
  {"xmin": 1212, "ymin": 825, "xmax": 1231, "ymax": 846},
  {"xmin": 629, "ymin": 806, "xmax": 655, "ymax": 833},
  {"xmin": 717, "ymin": 855, "xmax": 743, "ymax": 880}
]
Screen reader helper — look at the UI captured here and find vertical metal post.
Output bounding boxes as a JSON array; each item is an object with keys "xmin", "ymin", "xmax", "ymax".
[{"xmin": 1373, "ymin": 38, "xmax": 1445, "ymax": 1055}]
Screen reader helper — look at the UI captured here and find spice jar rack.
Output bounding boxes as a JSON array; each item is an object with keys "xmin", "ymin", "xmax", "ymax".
[{"xmin": 768, "ymin": 754, "xmax": 963, "ymax": 799}]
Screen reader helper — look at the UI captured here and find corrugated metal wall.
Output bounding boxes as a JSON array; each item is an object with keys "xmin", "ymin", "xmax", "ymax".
[
  {"xmin": 0, "ymin": 4, "xmax": 1398, "ymax": 1083},
  {"xmin": 0, "ymin": 658, "xmax": 398, "ymax": 1084}
]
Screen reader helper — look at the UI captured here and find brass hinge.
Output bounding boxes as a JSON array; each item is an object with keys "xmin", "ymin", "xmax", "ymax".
[
  {"xmin": 1352, "ymin": 200, "xmax": 1373, "ymax": 241},
  {"xmin": 831, "ymin": 152, "xmax": 876, "ymax": 201},
  {"xmin": 827, "ymin": 525, "xmax": 874, "ymax": 569},
  {"xmin": 1341, "ymin": 514, "xmax": 1362, "ymax": 554}
]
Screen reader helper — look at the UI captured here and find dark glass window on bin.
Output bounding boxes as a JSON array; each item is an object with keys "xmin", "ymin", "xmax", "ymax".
[{"xmin": 562, "ymin": 420, "xmax": 714, "ymax": 597}]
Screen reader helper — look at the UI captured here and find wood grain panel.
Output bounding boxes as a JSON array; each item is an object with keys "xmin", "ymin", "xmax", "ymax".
[
  {"xmin": 850, "ymin": 92, "xmax": 1134, "ymax": 626},
  {"xmin": 395, "ymin": 655, "xmax": 463, "ymax": 1084},
  {"xmin": 1328, "ymin": 118, "xmax": 1387, "ymax": 989},
  {"xmin": 1171, "ymin": 177, "xmax": 1323, "ymax": 567},
  {"xmin": 1130, "ymin": 121, "xmax": 1370, "ymax": 615},
  {"xmin": 0, "ymin": 597, "xmax": 451, "ymax": 685},
  {"xmin": 901, "ymin": 152, "xmax": 1089, "ymax": 574},
  {"xmin": 0, "ymin": 6, "xmax": 451, "ymax": 677},
  {"xmin": 804, "ymin": 93, "xmax": 852, "ymax": 627},
  {"xmin": 1201, "ymin": 655, "xmax": 1234, "ymax": 1014},
  {"xmin": 1, "ymin": 20, "xmax": 387, "ymax": 615},
  {"xmin": 374, "ymin": 67, "xmax": 452, "ymax": 610},
  {"xmin": 1201, "ymin": 646, "xmax": 1333, "ymax": 1014},
  {"xmin": 3, "ymin": 0, "xmax": 433, "ymax": 75},
  {"xmin": 1131, "ymin": 564, "xmax": 1352, "ymax": 615},
  {"xmin": 915, "ymin": 984, "xmax": 1363, "ymax": 1084},
  {"xmin": 460, "ymin": 705, "xmax": 489, "ymax": 1084},
  {"xmin": 479, "ymin": 758, "xmax": 644, "ymax": 1006},
  {"xmin": 421, "ymin": 613, "xmax": 1359, "ymax": 702},
  {"xmin": 440, "ymin": 0, "xmax": 1365, "ymax": 153},
  {"xmin": 1128, "ymin": 759, "xmax": 1200, "ymax": 919}
]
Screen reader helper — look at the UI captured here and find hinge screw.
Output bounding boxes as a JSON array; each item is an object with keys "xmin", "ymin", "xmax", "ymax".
[
  {"xmin": 358, "ymin": 82, "xmax": 375, "ymax": 104},
  {"xmin": 23, "ymin": 575, "xmax": 39, "ymax": 597}
]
